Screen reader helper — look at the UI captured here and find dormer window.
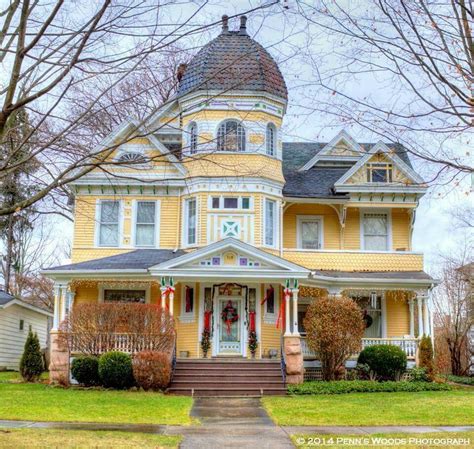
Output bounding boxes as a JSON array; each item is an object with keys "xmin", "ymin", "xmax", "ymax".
[
  {"xmin": 266, "ymin": 123, "xmax": 276, "ymax": 156},
  {"xmin": 367, "ymin": 163, "xmax": 393, "ymax": 183},
  {"xmin": 189, "ymin": 122, "xmax": 198, "ymax": 154},
  {"xmin": 217, "ymin": 120, "xmax": 245, "ymax": 152}
]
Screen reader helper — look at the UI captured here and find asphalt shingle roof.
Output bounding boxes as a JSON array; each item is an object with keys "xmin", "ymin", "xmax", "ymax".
[
  {"xmin": 47, "ymin": 249, "xmax": 186, "ymax": 272},
  {"xmin": 0, "ymin": 290, "xmax": 14, "ymax": 306}
]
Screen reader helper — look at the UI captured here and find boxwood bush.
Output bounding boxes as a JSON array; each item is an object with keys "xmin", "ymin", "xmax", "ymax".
[
  {"xmin": 71, "ymin": 356, "xmax": 100, "ymax": 386},
  {"xmin": 357, "ymin": 345, "xmax": 407, "ymax": 380},
  {"xmin": 98, "ymin": 351, "xmax": 134, "ymax": 389},
  {"xmin": 288, "ymin": 380, "xmax": 451, "ymax": 395}
]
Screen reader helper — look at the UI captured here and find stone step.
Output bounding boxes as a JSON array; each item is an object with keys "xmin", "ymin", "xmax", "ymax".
[
  {"xmin": 171, "ymin": 380, "xmax": 284, "ymax": 389},
  {"xmin": 173, "ymin": 374, "xmax": 282, "ymax": 382},
  {"xmin": 174, "ymin": 368, "xmax": 281, "ymax": 376},
  {"xmin": 168, "ymin": 387, "xmax": 287, "ymax": 397}
]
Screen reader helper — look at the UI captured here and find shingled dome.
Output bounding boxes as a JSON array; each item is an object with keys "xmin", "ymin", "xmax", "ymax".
[{"xmin": 177, "ymin": 15, "xmax": 288, "ymax": 100}]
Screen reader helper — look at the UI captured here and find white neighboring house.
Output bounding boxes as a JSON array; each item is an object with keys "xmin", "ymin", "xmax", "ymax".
[{"xmin": 0, "ymin": 290, "xmax": 53, "ymax": 370}]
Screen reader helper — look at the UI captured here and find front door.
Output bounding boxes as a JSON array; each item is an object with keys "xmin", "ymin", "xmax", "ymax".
[{"xmin": 217, "ymin": 297, "xmax": 243, "ymax": 355}]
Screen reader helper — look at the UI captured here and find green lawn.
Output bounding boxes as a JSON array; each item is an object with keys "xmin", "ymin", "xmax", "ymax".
[
  {"xmin": 263, "ymin": 390, "xmax": 474, "ymax": 426},
  {"xmin": 0, "ymin": 371, "xmax": 49, "ymax": 383},
  {"xmin": 0, "ymin": 382, "xmax": 193, "ymax": 425},
  {"xmin": 0, "ymin": 428, "xmax": 180, "ymax": 448},
  {"xmin": 291, "ymin": 432, "xmax": 474, "ymax": 449}
]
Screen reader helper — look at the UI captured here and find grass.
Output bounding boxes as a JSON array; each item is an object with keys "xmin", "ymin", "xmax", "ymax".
[
  {"xmin": 291, "ymin": 432, "xmax": 474, "ymax": 449},
  {"xmin": 0, "ymin": 428, "xmax": 181, "ymax": 448},
  {"xmin": 0, "ymin": 381, "xmax": 193, "ymax": 425},
  {"xmin": 263, "ymin": 390, "xmax": 474, "ymax": 426},
  {"xmin": 0, "ymin": 371, "xmax": 49, "ymax": 383}
]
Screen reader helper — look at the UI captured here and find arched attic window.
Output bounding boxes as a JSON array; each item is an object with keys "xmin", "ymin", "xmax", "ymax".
[
  {"xmin": 217, "ymin": 120, "xmax": 246, "ymax": 152},
  {"xmin": 266, "ymin": 123, "xmax": 277, "ymax": 156},
  {"xmin": 117, "ymin": 152, "xmax": 147, "ymax": 165},
  {"xmin": 189, "ymin": 122, "xmax": 198, "ymax": 154}
]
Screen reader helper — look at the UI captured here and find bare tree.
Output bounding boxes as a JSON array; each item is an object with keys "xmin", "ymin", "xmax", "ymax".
[
  {"xmin": 0, "ymin": 1, "xmax": 281, "ymax": 217},
  {"xmin": 432, "ymin": 247, "xmax": 473, "ymax": 375},
  {"xmin": 292, "ymin": 0, "xmax": 473, "ymax": 181}
]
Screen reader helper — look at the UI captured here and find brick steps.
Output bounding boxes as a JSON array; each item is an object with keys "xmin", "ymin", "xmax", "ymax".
[{"xmin": 169, "ymin": 358, "xmax": 286, "ymax": 397}]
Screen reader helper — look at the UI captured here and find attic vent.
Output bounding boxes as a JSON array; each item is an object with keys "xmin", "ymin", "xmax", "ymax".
[{"xmin": 117, "ymin": 152, "xmax": 148, "ymax": 164}]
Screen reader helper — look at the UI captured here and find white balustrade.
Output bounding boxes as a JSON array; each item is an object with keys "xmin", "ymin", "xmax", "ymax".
[{"xmin": 70, "ymin": 333, "xmax": 161, "ymax": 355}]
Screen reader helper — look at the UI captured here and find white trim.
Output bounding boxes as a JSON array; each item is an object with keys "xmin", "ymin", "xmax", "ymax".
[
  {"xmin": 132, "ymin": 200, "xmax": 161, "ymax": 248},
  {"xmin": 179, "ymin": 282, "xmax": 196, "ymax": 323},
  {"xmin": 263, "ymin": 283, "xmax": 280, "ymax": 324},
  {"xmin": 381, "ymin": 293, "xmax": 387, "ymax": 338},
  {"xmin": 334, "ymin": 141, "xmax": 425, "ymax": 187},
  {"xmin": 263, "ymin": 198, "xmax": 278, "ymax": 249},
  {"xmin": 360, "ymin": 208, "xmax": 392, "ymax": 251},
  {"xmin": 0, "ymin": 298, "xmax": 53, "ymax": 317},
  {"xmin": 296, "ymin": 215, "xmax": 324, "ymax": 250},
  {"xmin": 182, "ymin": 196, "xmax": 198, "ymax": 248},
  {"xmin": 98, "ymin": 283, "xmax": 151, "ymax": 304},
  {"xmin": 299, "ymin": 130, "xmax": 365, "ymax": 171}
]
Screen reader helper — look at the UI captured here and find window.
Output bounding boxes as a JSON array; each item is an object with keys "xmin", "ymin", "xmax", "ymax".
[
  {"xmin": 210, "ymin": 196, "xmax": 251, "ymax": 210},
  {"xmin": 241, "ymin": 197, "xmax": 250, "ymax": 209},
  {"xmin": 189, "ymin": 122, "xmax": 198, "ymax": 154},
  {"xmin": 180, "ymin": 284, "xmax": 195, "ymax": 321},
  {"xmin": 362, "ymin": 212, "xmax": 389, "ymax": 250},
  {"xmin": 135, "ymin": 201, "xmax": 156, "ymax": 247},
  {"xmin": 367, "ymin": 163, "xmax": 393, "ymax": 183},
  {"xmin": 263, "ymin": 284, "xmax": 279, "ymax": 322},
  {"xmin": 223, "ymin": 197, "xmax": 238, "ymax": 209},
  {"xmin": 185, "ymin": 198, "xmax": 197, "ymax": 245},
  {"xmin": 297, "ymin": 216, "xmax": 323, "ymax": 249},
  {"xmin": 266, "ymin": 123, "xmax": 277, "ymax": 156},
  {"xmin": 212, "ymin": 197, "xmax": 220, "ymax": 209},
  {"xmin": 117, "ymin": 152, "xmax": 147, "ymax": 165},
  {"xmin": 355, "ymin": 295, "xmax": 383, "ymax": 338},
  {"xmin": 19, "ymin": 319, "xmax": 24, "ymax": 331},
  {"xmin": 98, "ymin": 201, "xmax": 120, "ymax": 246},
  {"xmin": 217, "ymin": 120, "xmax": 245, "ymax": 152},
  {"xmin": 264, "ymin": 199, "xmax": 276, "ymax": 246},
  {"xmin": 103, "ymin": 289, "xmax": 146, "ymax": 303}
]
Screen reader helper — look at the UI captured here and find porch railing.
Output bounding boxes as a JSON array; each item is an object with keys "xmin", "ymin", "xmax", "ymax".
[{"xmin": 300, "ymin": 336, "xmax": 419, "ymax": 360}]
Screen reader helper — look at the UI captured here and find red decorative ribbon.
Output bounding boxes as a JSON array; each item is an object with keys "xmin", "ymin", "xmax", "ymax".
[
  {"xmin": 277, "ymin": 288, "xmax": 291, "ymax": 330},
  {"xmin": 204, "ymin": 310, "xmax": 212, "ymax": 331},
  {"xmin": 249, "ymin": 311, "xmax": 256, "ymax": 332},
  {"xmin": 185, "ymin": 286, "xmax": 192, "ymax": 313},
  {"xmin": 261, "ymin": 285, "xmax": 274, "ymax": 305}
]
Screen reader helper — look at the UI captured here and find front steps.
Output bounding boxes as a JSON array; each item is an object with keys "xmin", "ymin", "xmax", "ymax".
[{"xmin": 169, "ymin": 358, "xmax": 286, "ymax": 397}]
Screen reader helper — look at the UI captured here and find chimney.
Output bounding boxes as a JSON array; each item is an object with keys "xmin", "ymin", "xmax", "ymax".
[
  {"xmin": 221, "ymin": 15, "xmax": 229, "ymax": 33},
  {"xmin": 239, "ymin": 15, "xmax": 247, "ymax": 35}
]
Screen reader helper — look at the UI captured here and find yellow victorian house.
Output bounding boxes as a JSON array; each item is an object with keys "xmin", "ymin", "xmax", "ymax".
[{"xmin": 44, "ymin": 16, "xmax": 435, "ymax": 394}]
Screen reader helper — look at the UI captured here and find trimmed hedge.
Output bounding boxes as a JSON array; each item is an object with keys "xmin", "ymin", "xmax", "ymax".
[
  {"xmin": 358, "ymin": 345, "xmax": 407, "ymax": 380},
  {"xmin": 447, "ymin": 375, "xmax": 474, "ymax": 386},
  {"xmin": 288, "ymin": 380, "xmax": 452, "ymax": 395},
  {"xmin": 71, "ymin": 356, "xmax": 100, "ymax": 386},
  {"xmin": 98, "ymin": 351, "xmax": 134, "ymax": 389}
]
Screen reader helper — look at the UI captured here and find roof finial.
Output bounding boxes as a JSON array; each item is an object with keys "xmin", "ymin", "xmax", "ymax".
[
  {"xmin": 221, "ymin": 15, "xmax": 229, "ymax": 33},
  {"xmin": 239, "ymin": 15, "xmax": 247, "ymax": 35}
]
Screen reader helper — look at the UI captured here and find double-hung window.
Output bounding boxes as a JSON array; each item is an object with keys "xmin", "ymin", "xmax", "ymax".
[
  {"xmin": 135, "ymin": 201, "xmax": 156, "ymax": 247},
  {"xmin": 297, "ymin": 216, "xmax": 323, "ymax": 249},
  {"xmin": 98, "ymin": 200, "xmax": 120, "ymax": 246},
  {"xmin": 264, "ymin": 199, "xmax": 276, "ymax": 247},
  {"xmin": 362, "ymin": 212, "xmax": 389, "ymax": 250},
  {"xmin": 185, "ymin": 198, "xmax": 197, "ymax": 246}
]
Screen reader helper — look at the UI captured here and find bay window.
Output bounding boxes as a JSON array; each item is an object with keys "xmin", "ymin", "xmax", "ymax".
[{"xmin": 98, "ymin": 200, "xmax": 120, "ymax": 247}]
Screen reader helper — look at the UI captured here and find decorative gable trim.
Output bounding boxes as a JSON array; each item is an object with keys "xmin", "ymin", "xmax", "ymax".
[
  {"xmin": 334, "ymin": 141, "xmax": 425, "ymax": 189},
  {"xmin": 149, "ymin": 238, "xmax": 310, "ymax": 278},
  {"xmin": 299, "ymin": 130, "xmax": 365, "ymax": 171}
]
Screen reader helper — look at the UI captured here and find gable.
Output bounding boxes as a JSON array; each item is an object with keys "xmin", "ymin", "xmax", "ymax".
[
  {"xmin": 347, "ymin": 153, "xmax": 411, "ymax": 185},
  {"xmin": 327, "ymin": 140, "xmax": 360, "ymax": 157}
]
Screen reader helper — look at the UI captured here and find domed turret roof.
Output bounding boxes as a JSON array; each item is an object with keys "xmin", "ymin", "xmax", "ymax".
[{"xmin": 177, "ymin": 16, "xmax": 287, "ymax": 101}]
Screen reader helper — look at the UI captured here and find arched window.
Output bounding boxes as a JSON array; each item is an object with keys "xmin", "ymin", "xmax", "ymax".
[
  {"xmin": 217, "ymin": 120, "xmax": 245, "ymax": 152},
  {"xmin": 266, "ymin": 123, "xmax": 277, "ymax": 156},
  {"xmin": 117, "ymin": 152, "xmax": 147, "ymax": 164},
  {"xmin": 189, "ymin": 122, "xmax": 198, "ymax": 154}
]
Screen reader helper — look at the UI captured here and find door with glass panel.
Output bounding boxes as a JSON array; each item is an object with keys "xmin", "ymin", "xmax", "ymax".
[{"xmin": 217, "ymin": 297, "xmax": 242, "ymax": 355}]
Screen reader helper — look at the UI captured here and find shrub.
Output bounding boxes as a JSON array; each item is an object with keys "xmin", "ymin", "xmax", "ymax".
[
  {"xmin": 447, "ymin": 375, "xmax": 474, "ymax": 386},
  {"xmin": 418, "ymin": 335, "xmax": 435, "ymax": 381},
  {"xmin": 98, "ymin": 351, "xmax": 133, "ymax": 389},
  {"xmin": 132, "ymin": 351, "xmax": 171, "ymax": 391},
  {"xmin": 20, "ymin": 330, "xmax": 44, "ymax": 382},
  {"xmin": 288, "ymin": 380, "xmax": 452, "ymax": 395},
  {"xmin": 304, "ymin": 295, "xmax": 365, "ymax": 380},
  {"xmin": 71, "ymin": 356, "xmax": 100, "ymax": 386},
  {"xmin": 358, "ymin": 345, "xmax": 407, "ymax": 381},
  {"xmin": 410, "ymin": 367, "xmax": 429, "ymax": 382}
]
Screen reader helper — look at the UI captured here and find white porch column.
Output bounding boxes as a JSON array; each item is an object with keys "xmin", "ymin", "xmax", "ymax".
[
  {"xmin": 53, "ymin": 285, "xmax": 60, "ymax": 330},
  {"xmin": 67, "ymin": 290, "xmax": 76, "ymax": 314},
  {"xmin": 408, "ymin": 298, "xmax": 415, "ymax": 337},
  {"xmin": 160, "ymin": 286, "xmax": 167, "ymax": 309},
  {"xmin": 417, "ymin": 295, "xmax": 424, "ymax": 336},
  {"xmin": 292, "ymin": 288, "xmax": 300, "ymax": 336},
  {"xmin": 284, "ymin": 288, "xmax": 291, "ymax": 336},
  {"xmin": 422, "ymin": 297, "xmax": 430, "ymax": 336},
  {"xmin": 59, "ymin": 285, "xmax": 67, "ymax": 323},
  {"xmin": 169, "ymin": 288, "xmax": 175, "ymax": 317}
]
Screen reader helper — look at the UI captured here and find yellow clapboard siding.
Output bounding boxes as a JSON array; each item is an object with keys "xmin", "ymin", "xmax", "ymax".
[
  {"xmin": 386, "ymin": 291, "xmax": 410, "ymax": 337},
  {"xmin": 74, "ymin": 285, "xmax": 99, "ymax": 305},
  {"xmin": 175, "ymin": 283, "xmax": 200, "ymax": 358},
  {"xmin": 283, "ymin": 251, "xmax": 423, "ymax": 271},
  {"xmin": 283, "ymin": 204, "xmax": 340, "ymax": 249},
  {"xmin": 259, "ymin": 285, "xmax": 281, "ymax": 358},
  {"xmin": 392, "ymin": 209, "xmax": 410, "ymax": 251},
  {"xmin": 344, "ymin": 207, "xmax": 360, "ymax": 249},
  {"xmin": 182, "ymin": 110, "xmax": 283, "ymax": 127}
]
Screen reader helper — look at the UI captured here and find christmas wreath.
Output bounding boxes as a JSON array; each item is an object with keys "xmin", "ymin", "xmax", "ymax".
[
  {"xmin": 363, "ymin": 310, "xmax": 373, "ymax": 328},
  {"xmin": 221, "ymin": 300, "xmax": 239, "ymax": 335}
]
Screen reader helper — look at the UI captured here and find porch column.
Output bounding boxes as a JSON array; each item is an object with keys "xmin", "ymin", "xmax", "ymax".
[
  {"xmin": 292, "ymin": 288, "xmax": 300, "ymax": 336},
  {"xmin": 60, "ymin": 285, "xmax": 67, "ymax": 323},
  {"xmin": 160, "ymin": 286, "xmax": 167, "ymax": 309},
  {"xmin": 66, "ymin": 290, "xmax": 76, "ymax": 315},
  {"xmin": 169, "ymin": 288, "xmax": 175, "ymax": 317},
  {"xmin": 408, "ymin": 298, "xmax": 415, "ymax": 337},
  {"xmin": 284, "ymin": 287, "xmax": 291, "ymax": 336},
  {"xmin": 422, "ymin": 297, "xmax": 430, "ymax": 336},
  {"xmin": 53, "ymin": 285, "xmax": 60, "ymax": 330},
  {"xmin": 417, "ymin": 295, "xmax": 424, "ymax": 336}
]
